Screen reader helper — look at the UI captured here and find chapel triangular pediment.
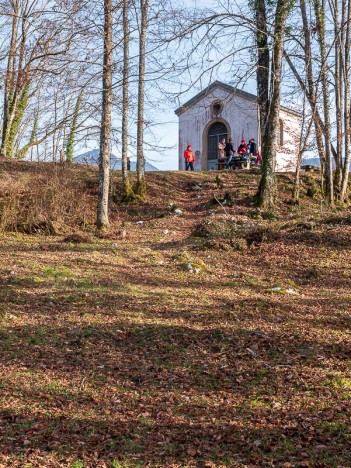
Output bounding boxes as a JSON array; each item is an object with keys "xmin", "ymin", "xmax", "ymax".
[{"xmin": 175, "ymin": 81, "xmax": 257, "ymax": 116}]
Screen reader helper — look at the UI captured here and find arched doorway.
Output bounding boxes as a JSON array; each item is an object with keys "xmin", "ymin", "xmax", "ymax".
[{"xmin": 207, "ymin": 122, "xmax": 228, "ymax": 170}]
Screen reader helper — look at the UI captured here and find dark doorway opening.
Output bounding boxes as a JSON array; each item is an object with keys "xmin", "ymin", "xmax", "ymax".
[{"xmin": 207, "ymin": 122, "xmax": 228, "ymax": 170}]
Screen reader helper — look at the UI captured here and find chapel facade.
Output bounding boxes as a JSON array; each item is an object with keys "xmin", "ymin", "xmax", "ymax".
[{"xmin": 175, "ymin": 81, "xmax": 301, "ymax": 171}]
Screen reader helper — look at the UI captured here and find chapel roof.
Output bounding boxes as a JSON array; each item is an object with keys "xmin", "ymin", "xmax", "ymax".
[{"xmin": 174, "ymin": 80, "xmax": 301, "ymax": 118}]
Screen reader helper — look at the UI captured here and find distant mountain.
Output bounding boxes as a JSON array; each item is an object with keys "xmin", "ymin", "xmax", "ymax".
[
  {"xmin": 302, "ymin": 156, "xmax": 351, "ymax": 169},
  {"xmin": 301, "ymin": 157, "xmax": 323, "ymax": 168},
  {"xmin": 74, "ymin": 149, "xmax": 159, "ymax": 172}
]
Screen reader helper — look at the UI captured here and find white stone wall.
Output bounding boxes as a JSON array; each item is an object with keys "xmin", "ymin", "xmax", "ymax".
[
  {"xmin": 178, "ymin": 87, "xmax": 258, "ymax": 170},
  {"xmin": 275, "ymin": 109, "xmax": 301, "ymax": 172},
  {"xmin": 177, "ymin": 84, "xmax": 301, "ymax": 172}
]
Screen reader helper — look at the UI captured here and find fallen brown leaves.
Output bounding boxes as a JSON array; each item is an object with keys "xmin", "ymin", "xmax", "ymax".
[{"xmin": 0, "ymin": 163, "xmax": 351, "ymax": 467}]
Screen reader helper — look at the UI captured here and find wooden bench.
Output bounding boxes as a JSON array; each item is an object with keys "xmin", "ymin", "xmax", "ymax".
[{"xmin": 216, "ymin": 159, "xmax": 226, "ymax": 170}]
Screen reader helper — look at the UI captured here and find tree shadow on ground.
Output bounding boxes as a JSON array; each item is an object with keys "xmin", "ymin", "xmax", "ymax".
[
  {"xmin": 1, "ymin": 226, "xmax": 351, "ymax": 465},
  {"xmin": 2, "ymin": 407, "xmax": 351, "ymax": 467}
]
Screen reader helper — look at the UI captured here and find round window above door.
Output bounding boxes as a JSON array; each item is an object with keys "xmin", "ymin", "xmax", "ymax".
[{"xmin": 211, "ymin": 99, "xmax": 223, "ymax": 117}]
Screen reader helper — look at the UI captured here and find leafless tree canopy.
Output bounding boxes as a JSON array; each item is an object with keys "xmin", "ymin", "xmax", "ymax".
[{"xmin": 0, "ymin": 0, "xmax": 350, "ymax": 206}]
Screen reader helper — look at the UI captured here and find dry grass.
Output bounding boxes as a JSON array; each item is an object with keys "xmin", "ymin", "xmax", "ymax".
[{"xmin": 0, "ymin": 162, "xmax": 95, "ymax": 233}]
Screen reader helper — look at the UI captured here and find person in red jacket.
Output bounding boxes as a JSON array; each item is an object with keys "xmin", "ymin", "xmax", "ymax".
[
  {"xmin": 184, "ymin": 144, "xmax": 195, "ymax": 171},
  {"xmin": 256, "ymin": 150, "xmax": 261, "ymax": 166},
  {"xmin": 237, "ymin": 139, "xmax": 249, "ymax": 158}
]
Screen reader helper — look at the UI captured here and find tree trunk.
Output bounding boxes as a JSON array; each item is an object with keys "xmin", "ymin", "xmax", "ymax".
[
  {"xmin": 256, "ymin": 0, "xmax": 292, "ymax": 210},
  {"xmin": 1, "ymin": 2, "xmax": 18, "ymax": 157},
  {"xmin": 16, "ymin": 114, "xmax": 38, "ymax": 159},
  {"xmin": 2, "ymin": 2, "xmax": 32, "ymax": 159},
  {"xmin": 136, "ymin": 0, "xmax": 149, "ymax": 198},
  {"xmin": 293, "ymin": 96, "xmax": 312, "ymax": 202},
  {"xmin": 97, "ymin": 0, "xmax": 113, "ymax": 229},
  {"xmin": 334, "ymin": 0, "xmax": 343, "ymax": 196},
  {"xmin": 66, "ymin": 90, "xmax": 83, "ymax": 163},
  {"xmin": 52, "ymin": 91, "xmax": 59, "ymax": 162},
  {"xmin": 254, "ymin": 0, "xmax": 270, "ymax": 140},
  {"xmin": 313, "ymin": 0, "xmax": 334, "ymax": 206},
  {"xmin": 340, "ymin": 0, "xmax": 351, "ymax": 202},
  {"xmin": 299, "ymin": 0, "xmax": 326, "ymax": 181},
  {"xmin": 122, "ymin": 0, "xmax": 134, "ymax": 199}
]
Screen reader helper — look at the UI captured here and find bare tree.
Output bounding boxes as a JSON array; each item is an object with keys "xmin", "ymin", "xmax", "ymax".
[
  {"xmin": 285, "ymin": 0, "xmax": 351, "ymax": 204},
  {"xmin": 0, "ymin": 0, "xmax": 95, "ymax": 161},
  {"xmin": 339, "ymin": 0, "xmax": 351, "ymax": 202},
  {"xmin": 121, "ymin": 0, "xmax": 134, "ymax": 199},
  {"xmin": 97, "ymin": 0, "xmax": 113, "ymax": 229},
  {"xmin": 255, "ymin": 0, "xmax": 270, "ymax": 142},
  {"xmin": 292, "ymin": 95, "xmax": 313, "ymax": 202},
  {"xmin": 312, "ymin": 0, "xmax": 334, "ymax": 205},
  {"xmin": 136, "ymin": 0, "xmax": 150, "ymax": 198},
  {"xmin": 66, "ymin": 90, "xmax": 84, "ymax": 163},
  {"xmin": 255, "ymin": 0, "xmax": 294, "ymax": 210}
]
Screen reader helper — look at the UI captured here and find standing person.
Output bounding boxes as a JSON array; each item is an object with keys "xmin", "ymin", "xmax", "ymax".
[
  {"xmin": 256, "ymin": 150, "xmax": 261, "ymax": 166},
  {"xmin": 225, "ymin": 138, "xmax": 235, "ymax": 169},
  {"xmin": 248, "ymin": 138, "xmax": 257, "ymax": 157},
  {"xmin": 248, "ymin": 138, "xmax": 257, "ymax": 165},
  {"xmin": 218, "ymin": 137, "xmax": 226, "ymax": 170},
  {"xmin": 127, "ymin": 157, "xmax": 131, "ymax": 171},
  {"xmin": 184, "ymin": 144, "xmax": 195, "ymax": 171}
]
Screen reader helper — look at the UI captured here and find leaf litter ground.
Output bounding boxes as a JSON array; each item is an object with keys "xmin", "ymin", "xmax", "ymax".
[{"xmin": 0, "ymin": 165, "xmax": 351, "ymax": 467}]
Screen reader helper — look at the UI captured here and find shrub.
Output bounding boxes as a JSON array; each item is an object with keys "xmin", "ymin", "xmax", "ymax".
[
  {"xmin": 204, "ymin": 238, "xmax": 247, "ymax": 251},
  {"xmin": 0, "ymin": 168, "xmax": 95, "ymax": 233},
  {"xmin": 192, "ymin": 219, "xmax": 238, "ymax": 240},
  {"xmin": 305, "ymin": 177, "xmax": 321, "ymax": 198}
]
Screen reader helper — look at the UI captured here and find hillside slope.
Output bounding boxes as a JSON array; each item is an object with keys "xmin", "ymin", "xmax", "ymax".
[
  {"xmin": 0, "ymin": 159, "xmax": 343, "ymax": 235},
  {"xmin": 0, "ymin": 160, "xmax": 351, "ymax": 467}
]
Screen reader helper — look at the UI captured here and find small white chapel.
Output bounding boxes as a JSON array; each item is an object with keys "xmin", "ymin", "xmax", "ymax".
[{"xmin": 175, "ymin": 81, "xmax": 301, "ymax": 171}]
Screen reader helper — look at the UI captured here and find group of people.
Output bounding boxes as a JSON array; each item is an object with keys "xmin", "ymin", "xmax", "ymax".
[
  {"xmin": 218, "ymin": 138, "xmax": 261, "ymax": 170},
  {"xmin": 183, "ymin": 138, "xmax": 261, "ymax": 171}
]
